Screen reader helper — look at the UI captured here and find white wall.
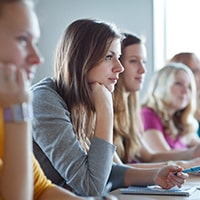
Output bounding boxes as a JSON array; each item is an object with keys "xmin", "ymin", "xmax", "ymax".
[{"xmin": 35, "ymin": 0, "xmax": 154, "ymax": 97}]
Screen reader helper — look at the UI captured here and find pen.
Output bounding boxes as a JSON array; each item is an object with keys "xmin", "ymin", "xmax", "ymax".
[
  {"xmin": 102, "ymin": 182, "xmax": 112, "ymax": 200},
  {"xmin": 182, "ymin": 166, "xmax": 200, "ymax": 174},
  {"xmin": 174, "ymin": 166, "xmax": 200, "ymax": 175}
]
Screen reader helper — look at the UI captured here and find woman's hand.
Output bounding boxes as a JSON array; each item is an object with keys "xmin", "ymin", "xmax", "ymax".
[
  {"xmin": 0, "ymin": 63, "xmax": 31, "ymax": 107},
  {"xmin": 90, "ymin": 82, "xmax": 113, "ymax": 114},
  {"xmin": 90, "ymin": 82, "xmax": 113, "ymax": 143},
  {"xmin": 154, "ymin": 165, "xmax": 188, "ymax": 189}
]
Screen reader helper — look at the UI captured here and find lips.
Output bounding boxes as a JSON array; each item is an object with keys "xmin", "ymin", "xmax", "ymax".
[
  {"xmin": 135, "ymin": 77, "xmax": 144, "ymax": 83},
  {"xmin": 109, "ymin": 77, "xmax": 118, "ymax": 84}
]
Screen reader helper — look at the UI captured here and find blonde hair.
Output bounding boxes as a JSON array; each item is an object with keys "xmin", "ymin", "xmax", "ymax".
[
  {"xmin": 113, "ymin": 33, "xmax": 143, "ymax": 163},
  {"xmin": 142, "ymin": 62, "xmax": 198, "ymax": 138},
  {"xmin": 169, "ymin": 52, "xmax": 200, "ymax": 121}
]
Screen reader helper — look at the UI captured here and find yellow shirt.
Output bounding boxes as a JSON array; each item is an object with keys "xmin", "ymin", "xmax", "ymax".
[
  {"xmin": 33, "ymin": 156, "xmax": 53, "ymax": 199},
  {"xmin": 0, "ymin": 107, "xmax": 53, "ymax": 200}
]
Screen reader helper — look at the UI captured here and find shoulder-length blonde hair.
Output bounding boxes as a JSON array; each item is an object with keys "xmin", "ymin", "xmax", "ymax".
[
  {"xmin": 54, "ymin": 19, "xmax": 122, "ymax": 151},
  {"xmin": 113, "ymin": 33, "xmax": 143, "ymax": 163},
  {"xmin": 142, "ymin": 62, "xmax": 198, "ymax": 138},
  {"xmin": 169, "ymin": 52, "xmax": 200, "ymax": 121}
]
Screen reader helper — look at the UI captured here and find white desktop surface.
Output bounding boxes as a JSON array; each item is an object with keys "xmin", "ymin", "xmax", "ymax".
[{"xmin": 111, "ymin": 176, "xmax": 200, "ymax": 200}]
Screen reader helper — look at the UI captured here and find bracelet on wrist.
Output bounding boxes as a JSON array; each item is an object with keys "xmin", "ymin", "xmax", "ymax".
[{"xmin": 3, "ymin": 102, "xmax": 33, "ymax": 122}]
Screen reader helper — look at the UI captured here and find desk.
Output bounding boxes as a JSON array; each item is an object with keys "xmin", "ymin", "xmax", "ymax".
[{"xmin": 111, "ymin": 176, "xmax": 200, "ymax": 200}]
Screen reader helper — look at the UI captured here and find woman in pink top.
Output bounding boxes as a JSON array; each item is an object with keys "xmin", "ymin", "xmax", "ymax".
[
  {"xmin": 141, "ymin": 63, "xmax": 200, "ymax": 152},
  {"xmin": 141, "ymin": 107, "xmax": 187, "ymax": 149}
]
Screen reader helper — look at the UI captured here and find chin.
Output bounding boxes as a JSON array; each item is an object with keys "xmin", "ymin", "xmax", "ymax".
[
  {"xmin": 110, "ymin": 89, "xmax": 115, "ymax": 93},
  {"xmin": 108, "ymin": 86, "xmax": 114, "ymax": 93}
]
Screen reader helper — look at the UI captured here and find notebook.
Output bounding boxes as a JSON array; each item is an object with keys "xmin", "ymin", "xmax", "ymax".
[{"xmin": 120, "ymin": 185, "xmax": 197, "ymax": 196}]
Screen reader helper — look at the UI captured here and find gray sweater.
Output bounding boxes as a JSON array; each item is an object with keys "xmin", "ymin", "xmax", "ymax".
[{"xmin": 31, "ymin": 77, "xmax": 129, "ymax": 196}]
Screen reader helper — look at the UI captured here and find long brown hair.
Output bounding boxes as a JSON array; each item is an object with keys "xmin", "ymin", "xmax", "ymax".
[
  {"xmin": 54, "ymin": 19, "xmax": 122, "ymax": 151},
  {"xmin": 113, "ymin": 33, "xmax": 143, "ymax": 163}
]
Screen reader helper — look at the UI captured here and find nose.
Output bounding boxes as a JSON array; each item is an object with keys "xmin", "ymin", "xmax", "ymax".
[
  {"xmin": 28, "ymin": 46, "xmax": 44, "ymax": 66},
  {"xmin": 113, "ymin": 58, "xmax": 124, "ymax": 74},
  {"xmin": 181, "ymin": 85, "xmax": 189, "ymax": 94},
  {"xmin": 138, "ymin": 62, "xmax": 147, "ymax": 74}
]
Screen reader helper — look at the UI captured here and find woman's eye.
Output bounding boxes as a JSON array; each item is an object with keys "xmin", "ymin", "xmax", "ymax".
[
  {"xmin": 175, "ymin": 82, "xmax": 186, "ymax": 87},
  {"xmin": 17, "ymin": 36, "xmax": 28, "ymax": 46},
  {"xmin": 130, "ymin": 59, "xmax": 137, "ymax": 63},
  {"xmin": 105, "ymin": 55, "xmax": 112, "ymax": 60},
  {"xmin": 142, "ymin": 60, "xmax": 147, "ymax": 64},
  {"xmin": 175, "ymin": 82, "xmax": 181, "ymax": 85},
  {"xmin": 130, "ymin": 59, "xmax": 147, "ymax": 65}
]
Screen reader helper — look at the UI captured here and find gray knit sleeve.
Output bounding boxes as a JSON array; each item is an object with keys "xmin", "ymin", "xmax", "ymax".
[
  {"xmin": 108, "ymin": 163, "xmax": 130, "ymax": 190},
  {"xmin": 31, "ymin": 78, "xmax": 116, "ymax": 196}
]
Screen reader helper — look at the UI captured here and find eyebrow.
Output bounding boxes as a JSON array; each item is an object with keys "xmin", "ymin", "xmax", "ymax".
[{"xmin": 110, "ymin": 50, "xmax": 121, "ymax": 58}]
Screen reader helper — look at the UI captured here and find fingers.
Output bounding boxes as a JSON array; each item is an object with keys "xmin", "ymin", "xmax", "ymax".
[
  {"xmin": 90, "ymin": 82, "xmax": 113, "ymax": 109},
  {"xmin": 156, "ymin": 165, "xmax": 189, "ymax": 190},
  {"xmin": 16, "ymin": 67, "xmax": 29, "ymax": 88},
  {"xmin": 167, "ymin": 171, "xmax": 188, "ymax": 188},
  {"xmin": 0, "ymin": 63, "xmax": 17, "ymax": 84},
  {"xmin": 0, "ymin": 63, "xmax": 30, "ymax": 106},
  {"xmin": 0, "ymin": 63, "xmax": 27, "ymax": 85}
]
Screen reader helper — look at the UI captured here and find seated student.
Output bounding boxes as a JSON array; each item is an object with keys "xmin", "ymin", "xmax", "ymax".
[
  {"xmin": 169, "ymin": 52, "xmax": 200, "ymax": 137},
  {"xmin": 112, "ymin": 32, "xmax": 200, "ymax": 168},
  {"xmin": 31, "ymin": 18, "xmax": 187, "ymax": 196},
  {"xmin": 0, "ymin": 1, "xmax": 116, "ymax": 200},
  {"xmin": 141, "ymin": 62, "xmax": 200, "ymax": 152}
]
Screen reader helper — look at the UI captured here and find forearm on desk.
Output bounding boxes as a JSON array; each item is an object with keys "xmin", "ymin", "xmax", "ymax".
[
  {"xmin": 0, "ymin": 122, "xmax": 33, "ymax": 200},
  {"xmin": 124, "ymin": 167, "xmax": 156, "ymax": 186}
]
